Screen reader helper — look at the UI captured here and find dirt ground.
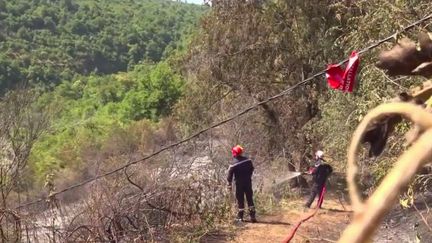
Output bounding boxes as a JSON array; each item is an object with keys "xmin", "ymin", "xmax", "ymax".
[
  {"xmin": 226, "ymin": 194, "xmax": 351, "ymax": 243},
  {"xmin": 202, "ymin": 175, "xmax": 432, "ymax": 243}
]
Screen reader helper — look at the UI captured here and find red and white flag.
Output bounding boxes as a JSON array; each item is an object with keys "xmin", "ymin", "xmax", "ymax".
[{"xmin": 326, "ymin": 51, "xmax": 360, "ymax": 93}]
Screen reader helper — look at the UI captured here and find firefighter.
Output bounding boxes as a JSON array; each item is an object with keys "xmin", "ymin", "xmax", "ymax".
[
  {"xmin": 227, "ymin": 145, "xmax": 257, "ymax": 223},
  {"xmin": 304, "ymin": 150, "xmax": 333, "ymax": 208}
]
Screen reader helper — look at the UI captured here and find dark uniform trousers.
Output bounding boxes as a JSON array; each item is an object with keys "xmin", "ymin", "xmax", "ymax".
[
  {"xmin": 235, "ymin": 180, "xmax": 255, "ymax": 219},
  {"xmin": 305, "ymin": 183, "xmax": 325, "ymax": 208}
]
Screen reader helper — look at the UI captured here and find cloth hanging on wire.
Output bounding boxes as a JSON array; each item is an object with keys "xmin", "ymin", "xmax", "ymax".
[{"xmin": 326, "ymin": 51, "xmax": 360, "ymax": 93}]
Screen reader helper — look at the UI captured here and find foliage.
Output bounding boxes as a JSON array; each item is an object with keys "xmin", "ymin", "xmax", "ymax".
[
  {"xmin": 0, "ymin": 0, "xmax": 206, "ymax": 91},
  {"xmin": 30, "ymin": 61, "xmax": 184, "ymax": 181},
  {"xmin": 0, "ymin": 0, "xmax": 203, "ymax": 182}
]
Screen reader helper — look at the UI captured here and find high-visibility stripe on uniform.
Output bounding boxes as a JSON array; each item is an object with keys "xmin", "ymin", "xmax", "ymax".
[{"xmin": 228, "ymin": 159, "xmax": 252, "ymax": 168}]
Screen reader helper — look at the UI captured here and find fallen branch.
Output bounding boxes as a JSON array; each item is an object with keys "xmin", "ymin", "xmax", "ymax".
[{"xmin": 413, "ymin": 203, "xmax": 432, "ymax": 232}]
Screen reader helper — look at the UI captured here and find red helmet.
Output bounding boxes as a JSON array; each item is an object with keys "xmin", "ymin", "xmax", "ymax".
[{"xmin": 231, "ymin": 145, "xmax": 244, "ymax": 157}]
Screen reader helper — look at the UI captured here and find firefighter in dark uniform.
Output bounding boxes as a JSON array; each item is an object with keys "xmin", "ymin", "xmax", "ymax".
[
  {"xmin": 304, "ymin": 150, "xmax": 333, "ymax": 208},
  {"xmin": 227, "ymin": 145, "xmax": 257, "ymax": 223}
]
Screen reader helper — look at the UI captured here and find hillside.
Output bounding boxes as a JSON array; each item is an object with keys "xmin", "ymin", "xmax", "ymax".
[
  {"xmin": 0, "ymin": 0, "xmax": 207, "ymax": 183},
  {"xmin": 0, "ymin": 0, "xmax": 205, "ymax": 90}
]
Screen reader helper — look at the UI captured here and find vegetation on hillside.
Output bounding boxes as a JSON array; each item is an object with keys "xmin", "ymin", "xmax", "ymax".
[
  {"xmin": 0, "ymin": 0, "xmax": 205, "ymax": 90},
  {"xmin": 0, "ymin": 0, "xmax": 206, "ymax": 183},
  {"xmin": 1, "ymin": 1, "xmax": 210, "ymax": 240},
  {"xmin": 30, "ymin": 61, "xmax": 184, "ymax": 181}
]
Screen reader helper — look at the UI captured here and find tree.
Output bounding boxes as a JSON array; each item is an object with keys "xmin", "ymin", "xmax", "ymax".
[
  {"xmin": 0, "ymin": 88, "xmax": 51, "ymax": 207},
  {"xmin": 179, "ymin": 0, "xmax": 341, "ymax": 176}
]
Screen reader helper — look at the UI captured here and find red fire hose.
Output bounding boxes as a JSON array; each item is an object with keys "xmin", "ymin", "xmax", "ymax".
[{"xmin": 282, "ymin": 186, "xmax": 327, "ymax": 243}]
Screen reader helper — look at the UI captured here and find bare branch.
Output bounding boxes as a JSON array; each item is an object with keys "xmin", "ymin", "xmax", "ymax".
[
  {"xmin": 413, "ymin": 203, "xmax": 432, "ymax": 232},
  {"xmin": 340, "ymin": 103, "xmax": 432, "ymax": 242},
  {"xmin": 124, "ymin": 168, "xmax": 144, "ymax": 192}
]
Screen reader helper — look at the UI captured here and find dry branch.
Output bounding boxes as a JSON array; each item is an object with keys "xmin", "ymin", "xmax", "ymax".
[
  {"xmin": 0, "ymin": 208, "xmax": 22, "ymax": 242},
  {"xmin": 339, "ymin": 102, "xmax": 432, "ymax": 242}
]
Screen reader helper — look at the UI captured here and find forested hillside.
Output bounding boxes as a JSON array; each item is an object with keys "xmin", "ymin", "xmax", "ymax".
[
  {"xmin": 0, "ymin": 0, "xmax": 206, "ymax": 184},
  {"xmin": 0, "ymin": 0, "xmax": 204, "ymax": 90},
  {"xmin": 30, "ymin": 61, "xmax": 183, "ymax": 181}
]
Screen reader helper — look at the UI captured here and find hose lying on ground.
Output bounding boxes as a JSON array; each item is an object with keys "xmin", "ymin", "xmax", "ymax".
[{"xmin": 282, "ymin": 186, "xmax": 326, "ymax": 243}]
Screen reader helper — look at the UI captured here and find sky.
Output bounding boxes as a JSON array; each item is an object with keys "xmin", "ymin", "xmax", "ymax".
[
  {"xmin": 189, "ymin": 0, "xmax": 204, "ymax": 3},
  {"xmin": 178, "ymin": 0, "xmax": 205, "ymax": 4}
]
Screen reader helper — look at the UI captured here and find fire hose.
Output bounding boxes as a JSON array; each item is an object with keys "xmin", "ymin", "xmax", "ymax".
[{"xmin": 282, "ymin": 185, "xmax": 327, "ymax": 243}]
